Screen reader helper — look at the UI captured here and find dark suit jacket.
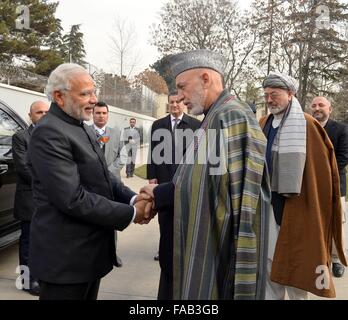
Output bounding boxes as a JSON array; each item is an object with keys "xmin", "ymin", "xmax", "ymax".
[
  {"xmin": 147, "ymin": 113, "xmax": 201, "ymax": 278},
  {"xmin": 324, "ymin": 119, "xmax": 348, "ymax": 196},
  {"xmin": 147, "ymin": 113, "xmax": 201, "ymax": 183},
  {"xmin": 12, "ymin": 125, "xmax": 35, "ymax": 221},
  {"xmin": 27, "ymin": 103, "xmax": 135, "ymax": 284}
]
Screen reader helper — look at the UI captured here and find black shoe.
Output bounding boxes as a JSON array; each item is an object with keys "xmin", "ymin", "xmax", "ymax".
[
  {"xmin": 332, "ymin": 262, "xmax": 345, "ymax": 278},
  {"xmin": 23, "ymin": 280, "xmax": 40, "ymax": 296},
  {"xmin": 154, "ymin": 253, "xmax": 159, "ymax": 261},
  {"xmin": 115, "ymin": 255, "xmax": 123, "ymax": 268}
]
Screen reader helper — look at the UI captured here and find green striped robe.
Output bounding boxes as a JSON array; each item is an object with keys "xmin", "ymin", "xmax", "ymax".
[{"xmin": 173, "ymin": 90, "xmax": 270, "ymax": 300}]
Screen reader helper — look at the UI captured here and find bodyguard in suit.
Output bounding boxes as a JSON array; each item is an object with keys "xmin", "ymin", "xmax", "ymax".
[
  {"xmin": 27, "ymin": 63, "xmax": 153, "ymax": 300},
  {"xmin": 147, "ymin": 91, "xmax": 201, "ymax": 299},
  {"xmin": 12, "ymin": 100, "xmax": 49, "ymax": 296},
  {"xmin": 310, "ymin": 96, "xmax": 348, "ymax": 278},
  {"xmin": 122, "ymin": 118, "xmax": 141, "ymax": 178},
  {"xmin": 91, "ymin": 101, "xmax": 125, "ymax": 267},
  {"xmin": 91, "ymin": 102, "xmax": 124, "ymax": 181}
]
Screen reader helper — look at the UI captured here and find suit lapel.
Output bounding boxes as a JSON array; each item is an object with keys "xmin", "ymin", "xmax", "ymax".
[
  {"xmin": 84, "ymin": 124, "xmax": 108, "ymax": 169},
  {"xmin": 83, "ymin": 124, "xmax": 114, "ymax": 196},
  {"xmin": 104, "ymin": 126, "xmax": 111, "ymax": 159},
  {"xmin": 28, "ymin": 124, "xmax": 34, "ymax": 135},
  {"xmin": 324, "ymin": 119, "xmax": 334, "ymax": 132},
  {"xmin": 24, "ymin": 125, "xmax": 34, "ymax": 145},
  {"xmin": 179, "ymin": 114, "xmax": 190, "ymax": 129},
  {"xmin": 166, "ymin": 115, "xmax": 173, "ymax": 132}
]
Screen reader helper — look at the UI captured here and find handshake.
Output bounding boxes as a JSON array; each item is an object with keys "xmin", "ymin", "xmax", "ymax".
[{"xmin": 133, "ymin": 184, "xmax": 158, "ymax": 224}]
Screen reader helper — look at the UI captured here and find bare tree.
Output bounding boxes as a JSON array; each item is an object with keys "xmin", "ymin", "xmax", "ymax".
[
  {"xmin": 109, "ymin": 16, "xmax": 142, "ymax": 78},
  {"xmin": 251, "ymin": 0, "xmax": 348, "ymax": 107},
  {"xmin": 150, "ymin": 0, "xmax": 257, "ymax": 98}
]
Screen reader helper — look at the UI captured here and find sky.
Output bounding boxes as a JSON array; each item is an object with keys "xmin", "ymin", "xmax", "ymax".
[{"xmin": 54, "ymin": 0, "xmax": 252, "ymax": 76}]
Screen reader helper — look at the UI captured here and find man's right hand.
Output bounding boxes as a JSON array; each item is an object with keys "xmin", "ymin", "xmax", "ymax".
[
  {"xmin": 140, "ymin": 184, "xmax": 158, "ymax": 199},
  {"xmin": 149, "ymin": 179, "xmax": 158, "ymax": 184},
  {"xmin": 133, "ymin": 199, "xmax": 155, "ymax": 224}
]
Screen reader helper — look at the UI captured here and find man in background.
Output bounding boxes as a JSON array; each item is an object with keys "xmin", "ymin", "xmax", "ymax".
[
  {"xmin": 310, "ymin": 96, "xmax": 348, "ymax": 278},
  {"xmin": 12, "ymin": 100, "xmax": 49, "ymax": 296},
  {"xmin": 92, "ymin": 101, "xmax": 124, "ymax": 180},
  {"xmin": 122, "ymin": 118, "xmax": 141, "ymax": 178}
]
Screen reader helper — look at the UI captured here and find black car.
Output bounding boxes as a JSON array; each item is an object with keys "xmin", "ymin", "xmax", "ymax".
[{"xmin": 0, "ymin": 99, "xmax": 28, "ymax": 249}]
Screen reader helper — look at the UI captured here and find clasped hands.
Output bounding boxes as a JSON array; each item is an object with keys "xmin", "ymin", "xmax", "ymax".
[{"xmin": 133, "ymin": 184, "xmax": 158, "ymax": 224}]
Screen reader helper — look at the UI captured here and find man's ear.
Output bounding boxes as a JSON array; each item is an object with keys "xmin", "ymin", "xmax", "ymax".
[
  {"xmin": 288, "ymin": 90, "xmax": 295, "ymax": 101},
  {"xmin": 53, "ymin": 90, "xmax": 65, "ymax": 107},
  {"xmin": 201, "ymin": 72, "xmax": 211, "ymax": 88}
]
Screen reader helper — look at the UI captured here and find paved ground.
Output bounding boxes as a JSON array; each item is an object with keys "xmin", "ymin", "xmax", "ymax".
[{"xmin": 0, "ymin": 149, "xmax": 347, "ymax": 300}]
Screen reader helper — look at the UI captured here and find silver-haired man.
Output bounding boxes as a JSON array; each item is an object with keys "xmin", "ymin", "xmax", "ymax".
[{"xmin": 27, "ymin": 63, "xmax": 152, "ymax": 300}]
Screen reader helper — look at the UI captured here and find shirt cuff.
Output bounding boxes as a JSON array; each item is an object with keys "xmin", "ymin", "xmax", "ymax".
[
  {"xmin": 130, "ymin": 195, "xmax": 137, "ymax": 206},
  {"xmin": 129, "ymin": 195, "xmax": 138, "ymax": 225}
]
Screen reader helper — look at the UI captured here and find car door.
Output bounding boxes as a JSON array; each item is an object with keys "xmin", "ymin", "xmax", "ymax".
[{"xmin": 0, "ymin": 101, "xmax": 27, "ymax": 248}]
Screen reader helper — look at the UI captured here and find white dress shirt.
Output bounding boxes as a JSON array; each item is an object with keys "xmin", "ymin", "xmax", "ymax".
[{"xmin": 170, "ymin": 114, "xmax": 184, "ymax": 130}]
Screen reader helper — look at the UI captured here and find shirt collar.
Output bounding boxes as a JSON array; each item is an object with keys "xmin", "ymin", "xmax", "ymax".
[
  {"xmin": 94, "ymin": 124, "xmax": 106, "ymax": 134},
  {"xmin": 321, "ymin": 119, "xmax": 329, "ymax": 128},
  {"xmin": 170, "ymin": 113, "xmax": 184, "ymax": 122}
]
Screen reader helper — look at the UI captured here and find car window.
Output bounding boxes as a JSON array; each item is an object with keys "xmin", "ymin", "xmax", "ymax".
[
  {"xmin": 0, "ymin": 107, "xmax": 23, "ymax": 235},
  {"xmin": 0, "ymin": 109, "xmax": 22, "ymax": 159}
]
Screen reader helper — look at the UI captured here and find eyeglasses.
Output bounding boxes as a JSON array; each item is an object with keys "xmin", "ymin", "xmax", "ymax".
[
  {"xmin": 263, "ymin": 92, "xmax": 282, "ymax": 100},
  {"xmin": 62, "ymin": 88, "xmax": 97, "ymax": 98},
  {"xmin": 79, "ymin": 89, "xmax": 98, "ymax": 98}
]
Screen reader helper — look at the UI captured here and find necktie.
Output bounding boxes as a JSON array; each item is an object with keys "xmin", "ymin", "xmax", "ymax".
[
  {"xmin": 173, "ymin": 118, "xmax": 179, "ymax": 131},
  {"xmin": 96, "ymin": 130, "xmax": 109, "ymax": 153},
  {"xmin": 172, "ymin": 118, "xmax": 179, "ymax": 144},
  {"xmin": 172, "ymin": 119, "xmax": 179, "ymax": 165}
]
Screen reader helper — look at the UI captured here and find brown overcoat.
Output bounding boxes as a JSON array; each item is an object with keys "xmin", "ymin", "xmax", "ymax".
[{"xmin": 260, "ymin": 113, "xmax": 347, "ymax": 298}]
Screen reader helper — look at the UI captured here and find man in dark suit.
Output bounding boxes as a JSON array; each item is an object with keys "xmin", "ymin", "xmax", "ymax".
[
  {"xmin": 27, "ymin": 63, "xmax": 153, "ymax": 300},
  {"xmin": 310, "ymin": 96, "xmax": 348, "ymax": 278},
  {"xmin": 122, "ymin": 118, "xmax": 141, "ymax": 178},
  {"xmin": 147, "ymin": 92, "xmax": 201, "ymax": 299},
  {"xmin": 12, "ymin": 100, "xmax": 49, "ymax": 296}
]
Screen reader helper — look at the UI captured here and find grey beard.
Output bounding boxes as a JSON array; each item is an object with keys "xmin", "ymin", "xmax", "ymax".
[{"xmin": 190, "ymin": 104, "xmax": 205, "ymax": 115}]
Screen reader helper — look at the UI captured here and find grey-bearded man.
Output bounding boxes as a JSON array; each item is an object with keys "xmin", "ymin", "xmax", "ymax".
[
  {"xmin": 260, "ymin": 71, "xmax": 347, "ymax": 299},
  {"xmin": 141, "ymin": 49, "xmax": 271, "ymax": 300}
]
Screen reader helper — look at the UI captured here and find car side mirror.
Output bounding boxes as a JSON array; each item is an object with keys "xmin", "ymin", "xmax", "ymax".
[{"xmin": 0, "ymin": 164, "xmax": 8, "ymax": 175}]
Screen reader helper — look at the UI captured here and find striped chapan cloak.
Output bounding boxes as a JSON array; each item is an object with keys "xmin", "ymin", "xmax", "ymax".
[{"xmin": 173, "ymin": 90, "xmax": 271, "ymax": 300}]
